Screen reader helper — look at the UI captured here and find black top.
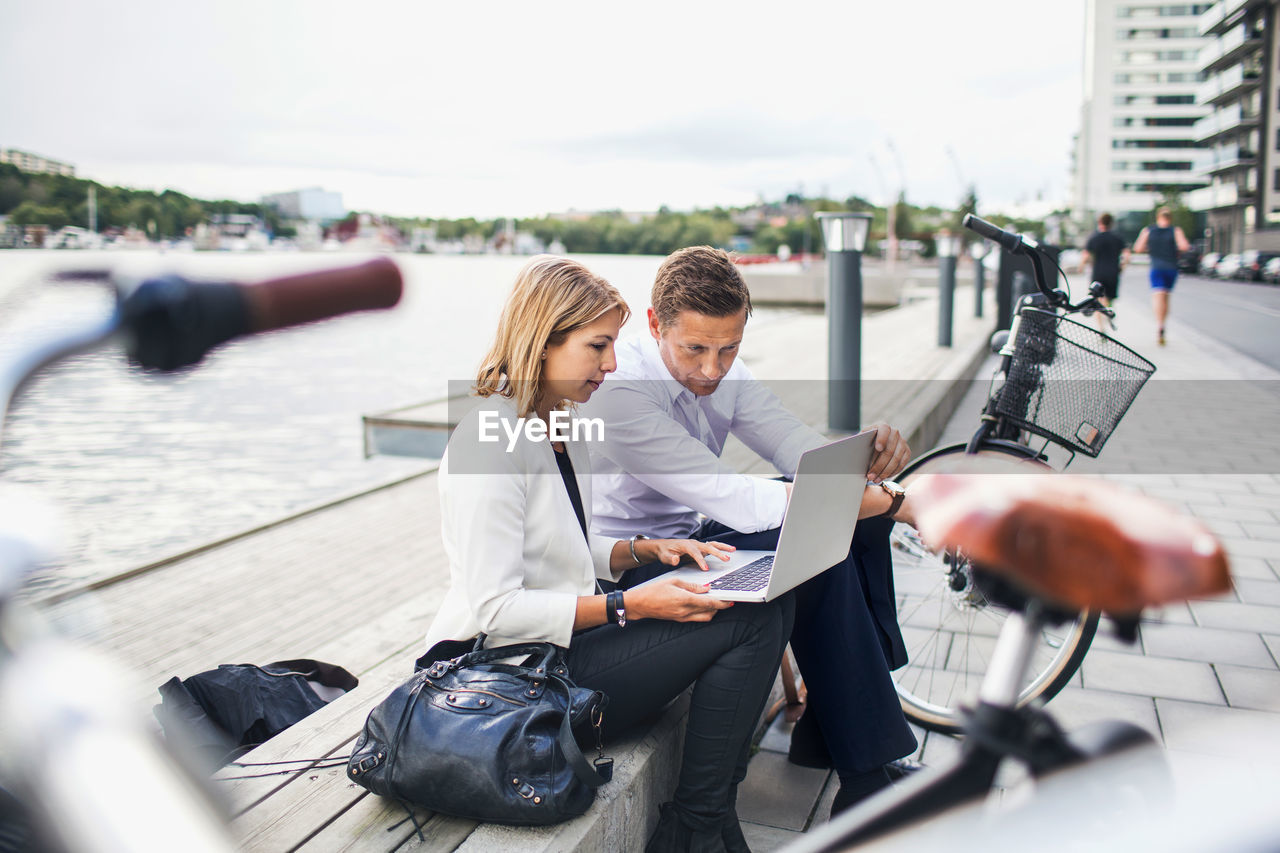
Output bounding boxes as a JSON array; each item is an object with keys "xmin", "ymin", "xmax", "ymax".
[
  {"xmin": 1146, "ymin": 225, "xmax": 1178, "ymax": 270},
  {"xmin": 1085, "ymin": 230, "xmax": 1127, "ymax": 281},
  {"xmin": 553, "ymin": 446, "xmax": 588, "ymax": 541}
]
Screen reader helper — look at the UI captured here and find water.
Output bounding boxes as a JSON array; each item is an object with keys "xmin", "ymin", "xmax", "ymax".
[{"xmin": 0, "ymin": 251, "xmax": 797, "ymax": 595}]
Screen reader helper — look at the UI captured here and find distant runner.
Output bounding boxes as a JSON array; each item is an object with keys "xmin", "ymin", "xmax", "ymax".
[
  {"xmin": 1133, "ymin": 207, "xmax": 1191, "ymax": 346},
  {"xmin": 1080, "ymin": 213, "xmax": 1129, "ymax": 331}
]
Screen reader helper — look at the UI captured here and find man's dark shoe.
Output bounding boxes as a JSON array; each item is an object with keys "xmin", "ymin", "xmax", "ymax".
[
  {"xmin": 786, "ymin": 710, "xmax": 832, "ymax": 769},
  {"xmin": 884, "ymin": 758, "xmax": 925, "ymax": 782},
  {"xmin": 829, "ymin": 767, "xmax": 892, "ymax": 818}
]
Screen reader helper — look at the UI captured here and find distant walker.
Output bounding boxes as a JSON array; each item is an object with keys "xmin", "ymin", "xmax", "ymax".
[{"xmin": 1133, "ymin": 207, "xmax": 1191, "ymax": 346}]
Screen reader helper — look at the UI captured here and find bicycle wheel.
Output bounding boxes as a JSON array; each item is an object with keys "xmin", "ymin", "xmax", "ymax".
[{"xmin": 890, "ymin": 441, "xmax": 1099, "ymax": 734}]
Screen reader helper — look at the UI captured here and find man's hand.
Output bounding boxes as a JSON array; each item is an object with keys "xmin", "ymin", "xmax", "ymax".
[
  {"xmin": 628, "ymin": 577, "xmax": 734, "ymax": 622},
  {"xmin": 646, "ymin": 538, "xmax": 735, "ymax": 571},
  {"xmin": 865, "ymin": 422, "xmax": 910, "ymax": 483}
]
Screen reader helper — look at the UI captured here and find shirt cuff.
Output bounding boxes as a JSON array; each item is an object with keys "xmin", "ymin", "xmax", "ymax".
[{"xmin": 757, "ymin": 479, "xmax": 789, "ymax": 532}]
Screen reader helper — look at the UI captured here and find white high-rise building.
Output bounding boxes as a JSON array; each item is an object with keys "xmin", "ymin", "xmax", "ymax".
[
  {"xmin": 1074, "ymin": 1, "xmax": 1215, "ymax": 236},
  {"xmin": 1186, "ymin": 0, "xmax": 1276, "ymax": 254}
]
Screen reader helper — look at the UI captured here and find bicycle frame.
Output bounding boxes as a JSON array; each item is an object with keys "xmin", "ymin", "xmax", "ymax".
[
  {"xmin": 788, "ymin": 603, "xmax": 1162, "ymax": 852},
  {"xmin": 0, "ymin": 293, "xmax": 239, "ymax": 853}
]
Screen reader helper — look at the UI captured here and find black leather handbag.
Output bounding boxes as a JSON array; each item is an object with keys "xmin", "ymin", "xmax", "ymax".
[{"xmin": 347, "ymin": 639, "xmax": 612, "ymax": 825}]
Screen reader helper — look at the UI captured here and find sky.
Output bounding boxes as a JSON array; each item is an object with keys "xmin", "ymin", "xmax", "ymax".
[{"xmin": 1, "ymin": 0, "xmax": 1086, "ymax": 220}]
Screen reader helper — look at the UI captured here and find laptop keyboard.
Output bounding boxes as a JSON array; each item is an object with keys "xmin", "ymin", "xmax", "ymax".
[{"xmin": 708, "ymin": 555, "xmax": 775, "ymax": 593}]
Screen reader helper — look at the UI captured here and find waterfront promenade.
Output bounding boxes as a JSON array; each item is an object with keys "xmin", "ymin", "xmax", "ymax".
[{"xmin": 39, "ymin": 268, "xmax": 1280, "ymax": 850}]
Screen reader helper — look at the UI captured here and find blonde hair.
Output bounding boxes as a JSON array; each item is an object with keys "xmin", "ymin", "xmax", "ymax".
[{"xmin": 475, "ymin": 256, "xmax": 629, "ymax": 416}]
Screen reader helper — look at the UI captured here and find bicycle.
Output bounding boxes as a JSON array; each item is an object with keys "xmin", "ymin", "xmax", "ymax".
[
  {"xmin": 0, "ymin": 258, "xmax": 403, "ymax": 852},
  {"xmin": 786, "ymin": 453, "xmax": 1232, "ymax": 851},
  {"xmin": 889, "ymin": 214, "xmax": 1157, "ymax": 733}
]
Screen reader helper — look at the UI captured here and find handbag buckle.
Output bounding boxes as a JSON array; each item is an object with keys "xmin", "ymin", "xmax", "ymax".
[
  {"xmin": 510, "ymin": 776, "xmax": 541, "ymax": 803},
  {"xmin": 350, "ymin": 752, "xmax": 384, "ymax": 776}
]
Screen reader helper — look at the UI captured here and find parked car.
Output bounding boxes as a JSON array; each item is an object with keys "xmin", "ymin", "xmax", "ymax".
[
  {"xmin": 1238, "ymin": 250, "xmax": 1280, "ymax": 282},
  {"xmin": 1198, "ymin": 252, "xmax": 1222, "ymax": 277},
  {"xmin": 1214, "ymin": 253, "xmax": 1243, "ymax": 279},
  {"xmin": 1262, "ymin": 257, "xmax": 1280, "ymax": 284},
  {"xmin": 1177, "ymin": 247, "xmax": 1201, "ymax": 273}
]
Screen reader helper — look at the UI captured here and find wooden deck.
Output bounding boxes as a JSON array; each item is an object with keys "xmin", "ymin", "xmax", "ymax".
[{"xmin": 38, "ymin": 292, "xmax": 996, "ymax": 851}]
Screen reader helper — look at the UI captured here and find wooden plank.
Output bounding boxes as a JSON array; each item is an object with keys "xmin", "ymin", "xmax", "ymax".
[
  {"xmin": 216, "ymin": 613, "xmax": 434, "ymax": 813},
  {"xmin": 233, "ymin": 762, "xmax": 366, "ymax": 851},
  {"xmin": 219, "ymin": 587, "xmax": 455, "ymax": 850},
  {"xmin": 46, "ymin": 475, "xmax": 444, "ymax": 708},
  {"xmin": 222, "ymin": 666, "xmax": 407, "ymax": 847},
  {"xmin": 298, "ymin": 795, "xmax": 477, "ymax": 853}
]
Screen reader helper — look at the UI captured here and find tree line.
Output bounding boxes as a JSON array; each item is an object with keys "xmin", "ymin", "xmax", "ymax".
[
  {"xmin": 393, "ymin": 191, "xmax": 1052, "ymax": 258},
  {"xmin": 0, "ymin": 163, "xmax": 285, "ymax": 238},
  {"xmin": 2, "ymin": 161, "xmax": 1055, "ymax": 255}
]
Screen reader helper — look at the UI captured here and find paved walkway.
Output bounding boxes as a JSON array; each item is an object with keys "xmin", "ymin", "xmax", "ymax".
[{"xmin": 736, "ymin": 269, "xmax": 1280, "ymax": 849}]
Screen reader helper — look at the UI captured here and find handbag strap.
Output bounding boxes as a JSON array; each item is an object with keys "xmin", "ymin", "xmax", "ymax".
[
  {"xmin": 550, "ymin": 676, "xmax": 611, "ymax": 788},
  {"xmin": 457, "ymin": 641, "xmax": 560, "ymax": 673}
]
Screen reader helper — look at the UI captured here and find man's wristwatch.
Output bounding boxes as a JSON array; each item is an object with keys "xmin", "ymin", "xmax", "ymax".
[
  {"xmin": 606, "ymin": 591, "xmax": 627, "ymax": 627},
  {"xmin": 629, "ymin": 534, "xmax": 649, "ymax": 566},
  {"xmin": 877, "ymin": 480, "xmax": 906, "ymax": 519}
]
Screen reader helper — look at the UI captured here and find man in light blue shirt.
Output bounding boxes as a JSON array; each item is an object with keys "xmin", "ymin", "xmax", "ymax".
[{"xmin": 584, "ymin": 246, "xmax": 918, "ymax": 817}]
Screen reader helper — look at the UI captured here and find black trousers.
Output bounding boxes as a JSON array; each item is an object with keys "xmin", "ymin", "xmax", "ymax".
[
  {"xmin": 565, "ymin": 594, "xmax": 794, "ymax": 833},
  {"xmin": 622, "ymin": 515, "xmax": 917, "ymax": 775}
]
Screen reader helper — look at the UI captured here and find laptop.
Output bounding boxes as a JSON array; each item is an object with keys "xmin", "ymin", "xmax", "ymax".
[{"xmin": 635, "ymin": 430, "xmax": 877, "ymax": 602}]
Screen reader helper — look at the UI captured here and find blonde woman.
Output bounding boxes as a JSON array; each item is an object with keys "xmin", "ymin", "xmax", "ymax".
[{"xmin": 424, "ymin": 256, "xmax": 793, "ymax": 852}]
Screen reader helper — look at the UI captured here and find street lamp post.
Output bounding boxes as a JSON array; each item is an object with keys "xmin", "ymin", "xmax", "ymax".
[
  {"xmin": 936, "ymin": 230, "xmax": 959, "ymax": 348},
  {"xmin": 816, "ymin": 211, "xmax": 872, "ymax": 432},
  {"xmin": 971, "ymin": 240, "xmax": 988, "ymax": 318}
]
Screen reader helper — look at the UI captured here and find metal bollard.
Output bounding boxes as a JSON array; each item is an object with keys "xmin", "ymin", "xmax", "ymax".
[
  {"xmin": 816, "ymin": 212, "xmax": 872, "ymax": 432},
  {"xmin": 974, "ymin": 252, "xmax": 985, "ymax": 318},
  {"xmin": 936, "ymin": 231, "xmax": 958, "ymax": 348}
]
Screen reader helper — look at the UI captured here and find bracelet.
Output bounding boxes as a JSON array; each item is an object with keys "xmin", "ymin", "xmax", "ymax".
[
  {"xmin": 629, "ymin": 534, "xmax": 649, "ymax": 566},
  {"xmin": 605, "ymin": 591, "xmax": 627, "ymax": 627}
]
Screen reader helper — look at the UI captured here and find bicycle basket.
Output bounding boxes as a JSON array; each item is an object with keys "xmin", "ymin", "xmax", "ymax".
[{"xmin": 993, "ymin": 308, "xmax": 1155, "ymax": 457}]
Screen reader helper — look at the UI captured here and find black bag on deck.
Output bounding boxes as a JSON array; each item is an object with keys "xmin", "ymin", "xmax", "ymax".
[
  {"xmin": 155, "ymin": 659, "xmax": 358, "ymax": 769},
  {"xmin": 346, "ymin": 639, "xmax": 612, "ymax": 825}
]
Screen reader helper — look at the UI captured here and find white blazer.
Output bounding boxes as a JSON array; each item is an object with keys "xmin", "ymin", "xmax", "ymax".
[{"xmin": 424, "ymin": 397, "xmax": 622, "ymax": 651}]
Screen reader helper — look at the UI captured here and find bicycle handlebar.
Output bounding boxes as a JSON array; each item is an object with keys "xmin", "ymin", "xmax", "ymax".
[
  {"xmin": 242, "ymin": 257, "xmax": 403, "ymax": 334},
  {"xmin": 963, "ymin": 214, "xmax": 1118, "ymax": 319},
  {"xmin": 962, "ymin": 213, "xmax": 1027, "ymax": 255},
  {"xmin": 121, "ymin": 257, "xmax": 403, "ymax": 371}
]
